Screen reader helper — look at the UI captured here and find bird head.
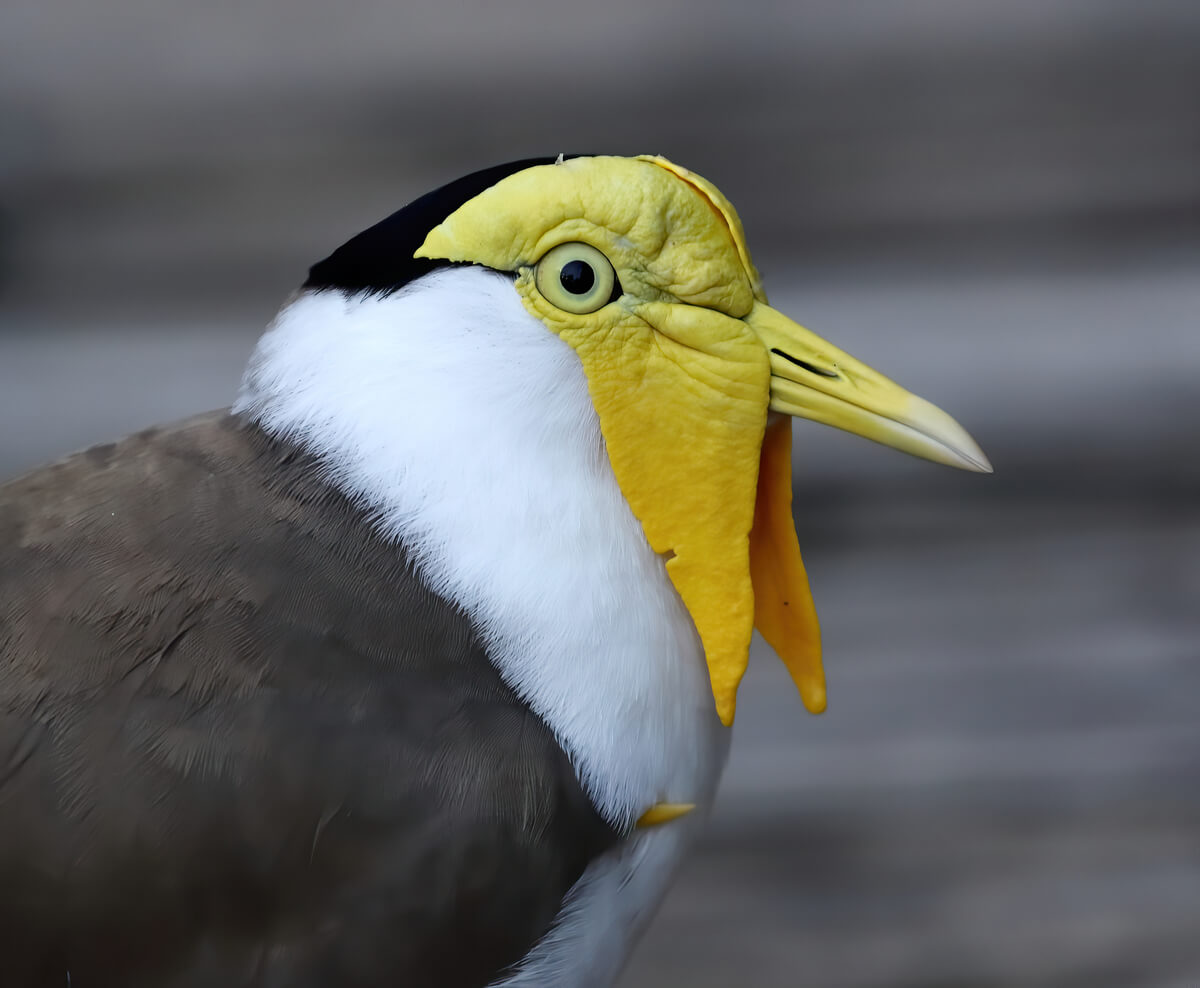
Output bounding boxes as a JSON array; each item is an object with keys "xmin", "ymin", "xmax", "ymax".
[{"xmin": 306, "ymin": 154, "xmax": 990, "ymax": 727}]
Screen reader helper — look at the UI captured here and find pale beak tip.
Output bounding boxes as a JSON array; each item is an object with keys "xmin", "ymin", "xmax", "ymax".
[
  {"xmin": 958, "ymin": 445, "xmax": 994, "ymax": 475},
  {"xmin": 953, "ymin": 433, "xmax": 993, "ymax": 474},
  {"xmin": 904, "ymin": 395, "xmax": 992, "ymax": 475}
]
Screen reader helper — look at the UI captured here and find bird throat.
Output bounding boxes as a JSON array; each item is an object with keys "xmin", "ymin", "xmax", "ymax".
[{"xmin": 560, "ymin": 314, "xmax": 826, "ymax": 726}]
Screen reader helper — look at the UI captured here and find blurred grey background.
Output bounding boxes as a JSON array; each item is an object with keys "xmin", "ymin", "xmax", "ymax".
[{"xmin": 2, "ymin": 0, "xmax": 1198, "ymax": 984}]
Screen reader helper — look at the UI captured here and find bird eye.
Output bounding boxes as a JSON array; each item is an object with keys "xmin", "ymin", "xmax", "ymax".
[{"xmin": 534, "ymin": 242, "xmax": 619, "ymax": 314}]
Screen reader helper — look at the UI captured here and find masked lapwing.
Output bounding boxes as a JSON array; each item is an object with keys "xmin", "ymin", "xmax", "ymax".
[{"xmin": 0, "ymin": 154, "xmax": 989, "ymax": 987}]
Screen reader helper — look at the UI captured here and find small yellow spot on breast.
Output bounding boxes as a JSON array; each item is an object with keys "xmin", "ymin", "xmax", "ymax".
[{"xmin": 636, "ymin": 802, "xmax": 696, "ymax": 828}]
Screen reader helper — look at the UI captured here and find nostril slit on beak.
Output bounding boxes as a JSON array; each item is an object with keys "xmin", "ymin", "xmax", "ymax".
[{"xmin": 770, "ymin": 348, "xmax": 840, "ymax": 379}]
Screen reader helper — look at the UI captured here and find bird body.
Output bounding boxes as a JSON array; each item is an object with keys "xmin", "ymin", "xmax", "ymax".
[
  {"xmin": 1, "ymin": 409, "xmax": 623, "ymax": 985},
  {"xmin": 0, "ymin": 154, "xmax": 988, "ymax": 985}
]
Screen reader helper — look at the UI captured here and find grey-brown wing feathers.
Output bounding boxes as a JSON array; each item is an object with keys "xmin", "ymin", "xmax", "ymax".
[{"xmin": 0, "ymin": 412, "xmax": 617, "ymax": 987}]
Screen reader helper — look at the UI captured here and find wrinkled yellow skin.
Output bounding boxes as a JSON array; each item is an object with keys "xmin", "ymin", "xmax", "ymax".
[{"xmin": 417, "ymin": 155, "xmax": 823, "ymax": 725}]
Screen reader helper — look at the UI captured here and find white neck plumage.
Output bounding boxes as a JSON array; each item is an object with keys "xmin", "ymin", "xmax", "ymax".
[
  {"xmin": 235, "ymin": 265, "xmax": 728, "ymax": 829},
  {"xmin": 237, "ymin": 266, "xmax": 730, "ymax": 986}
]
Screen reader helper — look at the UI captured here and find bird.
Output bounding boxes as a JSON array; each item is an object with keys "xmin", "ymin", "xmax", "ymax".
[{"xmin": 0, "ymin": 154, "xmax": 990, "ymax": 987}]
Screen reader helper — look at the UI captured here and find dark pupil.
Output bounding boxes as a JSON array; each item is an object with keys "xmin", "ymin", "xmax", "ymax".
[{"xmin": 559, "ymin": 259, "xmax": 595, "ymax": 295}]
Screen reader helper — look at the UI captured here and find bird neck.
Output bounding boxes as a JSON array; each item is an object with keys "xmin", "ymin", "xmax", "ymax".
[{"xmin": 235, "ymin": 266, "xmax": 728, "ymax": 827}]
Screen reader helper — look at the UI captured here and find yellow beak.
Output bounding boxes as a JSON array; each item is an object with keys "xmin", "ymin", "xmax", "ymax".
[{"xmin": 745, "ymin": 302, "xmax": 992, "ymax": 473}]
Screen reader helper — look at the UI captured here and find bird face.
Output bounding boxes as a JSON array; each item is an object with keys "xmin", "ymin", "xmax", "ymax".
[{"xmin": 416, "ymin": 154, "xmax": 988, "ymax": 726}]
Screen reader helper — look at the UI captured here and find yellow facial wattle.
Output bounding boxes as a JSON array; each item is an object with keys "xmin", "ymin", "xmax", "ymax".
[{"xmin": 416, "ymin": 154, "xmax": 989, "ymax": 726}]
